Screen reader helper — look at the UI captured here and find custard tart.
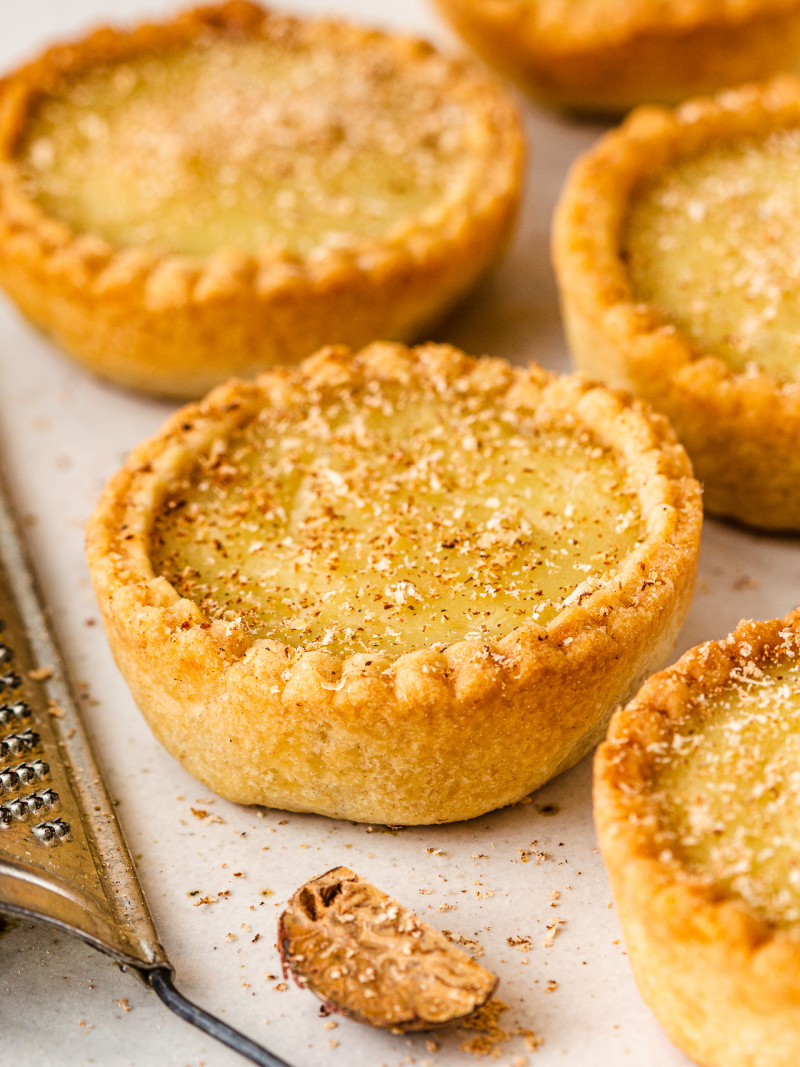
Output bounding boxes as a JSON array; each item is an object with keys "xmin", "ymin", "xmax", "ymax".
[
  {"xmin": 432, "ymin": 0, "xmax": 800, "ymax": 113},
  {"xmin": 554, "ymin": 75, "xmax": 800, "ymax": 530},
  {"xmin": 595, "ymin": 609, "xmax": 800, "ymax": 1067},
  {"xmin": 0, "ymin": 2, "xmax": 523, "ymax": 398},
  {"xmin": 85, "ymin": 341, "xmax": 701, "ymax": 825}
]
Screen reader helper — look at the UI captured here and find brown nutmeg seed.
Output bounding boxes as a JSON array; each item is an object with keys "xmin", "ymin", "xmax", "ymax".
[{"xmin": 278, "ymin": 866, "xmax": 498, "ymax": 1031}]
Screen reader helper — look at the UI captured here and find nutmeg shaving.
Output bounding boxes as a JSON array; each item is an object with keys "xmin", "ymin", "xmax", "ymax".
[{"xmin": 278, "ymin": 867, "xmax": 498, "ymax": 1031}]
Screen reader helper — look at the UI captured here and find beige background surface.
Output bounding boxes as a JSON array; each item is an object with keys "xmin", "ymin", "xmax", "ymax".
[{"xmin": 0, "ymin": 2, "xmax": 798, "ymax": 1065}]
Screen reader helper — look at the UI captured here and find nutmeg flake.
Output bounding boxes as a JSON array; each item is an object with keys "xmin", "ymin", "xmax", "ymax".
[{"xmin": 278, "ymin": 866, "xmax": 498, "ymax": 1031}]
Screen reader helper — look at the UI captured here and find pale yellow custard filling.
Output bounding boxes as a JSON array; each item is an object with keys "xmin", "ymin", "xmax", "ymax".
[
  {"xmin": 624, "ymin": 128, "xmax": 800, "ymax": 381},
  {"xmin": 654, "ymin": 658, "xmax": 800, "ymax": 924},
  {"xmin": 16, "ymin": 36, "xmax": 469, "ymax": 257},
  {"xmin": 149, "ymin": 381, "xmax": 643, "ymax": 656}
]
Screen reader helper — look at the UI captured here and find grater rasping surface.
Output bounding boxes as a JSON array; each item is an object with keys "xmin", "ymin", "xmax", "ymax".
[
  {"xmin": 0, "ymin": 478, "xmax": 168, "ymax": 970},
  {"xmin": 0, "ymin": 479, "xmax": 290, "ymax": 1067}
]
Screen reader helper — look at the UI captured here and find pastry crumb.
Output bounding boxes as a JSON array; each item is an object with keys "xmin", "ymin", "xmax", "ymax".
[{"xmin": 543, "ymin": 919, "xmax": 565, "ymax": 947}]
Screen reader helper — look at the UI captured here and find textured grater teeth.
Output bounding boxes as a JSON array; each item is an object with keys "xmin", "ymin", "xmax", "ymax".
[
  {"xmin": 0, "ymin": 692, "xmax": 62, "ymax": 840},
  {"xmin": 0, "ymin": 623, "xmax": 68, "ymax": 846},
  {"xmin": 0, "ymin": 787, "xmax": 59, "ymax": 824},
  {"xmin": 0, "ymin": 478, "xmax": 176, "ymax": 991},
  {"xmin": 31, "ymin": 817, "xmax": 70, "ymax": 845},
  {"xmin": 0, "ymin": 728, "xmax": 39, "ymax": 760},
  {"xmin": 0, "ymin": 759, "xmax": 49, "ymax": 792},
  {"xmin": 0, "ymin": 701, "xmax": 33, "ymax": 729}
]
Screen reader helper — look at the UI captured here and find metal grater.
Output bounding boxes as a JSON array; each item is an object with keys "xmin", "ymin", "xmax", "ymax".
[{"xmin": 0, "ymin": 476, "xmax": 291, "ymax": 1067}]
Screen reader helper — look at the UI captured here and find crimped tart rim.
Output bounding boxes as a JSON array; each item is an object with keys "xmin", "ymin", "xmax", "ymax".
[
  {"xmin": 0, "ymin": 1, "xmax": 524, "ymax": 312},
  {"xmin": 436, "ymin": 0, "xmax": 800, "ymax": 53},
  {"xmin": 86, "ymin": 341, "xmax": 702, "ymax": 717},
  {"xmin": 553, "ymin": 75, "xmax": 800, "ymax": 413},
  {"xmin": 595, "ymin": 608, "xmax": 800, "ymax": 989}
]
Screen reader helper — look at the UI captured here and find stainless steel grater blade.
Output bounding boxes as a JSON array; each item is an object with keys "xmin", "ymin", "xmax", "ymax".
[{"xmin": 0, "ymin": 476, "xmax": 291, "ymax": 1067}]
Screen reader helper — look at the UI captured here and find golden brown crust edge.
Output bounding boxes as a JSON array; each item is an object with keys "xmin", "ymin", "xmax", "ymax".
[
  {"xmin": 0, "ymin": 2, "xmax": 524, "ymax": 399},
  {"xmin": 594, "ymin": 608, "xmax": 800, "ymax": 1067},
  {"xmin": 432, "ymin": 0, "xmax": 800, "ymax": 113},
  {"xmin": 85, "ymin": 341, "xmax": 702, "ymax": 825},
  {"xmin": 553, "ymin": 76, "xmax": 800, "ymax": 530}
]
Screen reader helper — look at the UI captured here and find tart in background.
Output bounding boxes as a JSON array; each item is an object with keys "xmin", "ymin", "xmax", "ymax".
[
  {"xmin": 432, "ymin": 0, "xmax": 800, "ymax": 113},
  {"xmin": 595, "ymin": 609, "xmax": 800, "ymax": 1067},
  {"xmin": 0, "ymin": 1, "xmax": 523, "ymax": 398},
  {"xmin": 554, "ymin": 75, "xmax": 800, "ymax": 530},
  {"xmin": 85, "ymin": 341, "xmax": 701, "ymax": 825}
]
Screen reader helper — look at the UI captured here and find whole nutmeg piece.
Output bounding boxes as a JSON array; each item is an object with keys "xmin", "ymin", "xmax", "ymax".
[{"xmin": 278, "ymin": 867, "xmax": 498, "ymax": 1031}]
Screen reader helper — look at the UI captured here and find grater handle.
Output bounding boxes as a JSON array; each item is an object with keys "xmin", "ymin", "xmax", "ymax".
[{"xmin": 148, "ymin": 967, "xmax": 294, "ymax": 1067}]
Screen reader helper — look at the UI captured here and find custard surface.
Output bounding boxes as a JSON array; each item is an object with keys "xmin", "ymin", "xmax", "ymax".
[
  {"xmin": 16, "ymin": 36, "xmax": 469, "ymax": 257},
  {"xmin": 625, "ymin": 129, "xmax": 800, "ymax": 381},
  {"xmin": 150, "ymin": 380, "xmax": 643, "ymax": 655},
  {"xmin": 654, "ymin": 658, "xmax": 800, "ymax": 924}
]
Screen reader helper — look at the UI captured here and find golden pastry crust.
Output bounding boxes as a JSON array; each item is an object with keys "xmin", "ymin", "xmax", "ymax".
[
  {"xmin": 595, "ymin": 609, "xmax": 800, "ymax": 1067},
  {"xmin": 85, "ymin": 341, "xmax": 701, "ymax": 825},
  {"xmin": 0, "ymin": 2, "xmax": 523, "ymax": 398},
  {"xmin": 432, "ymin": 0, "xmax": 800, "ymax": 112},
  {"xmin": 553, "ymin": 76, "xmax": 800, "ymax": 530}
]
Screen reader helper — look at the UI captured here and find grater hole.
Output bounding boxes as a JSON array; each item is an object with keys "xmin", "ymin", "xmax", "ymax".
[
  {"xmin": 0, "ymin": 769, "xmax": 19, "ymax": 792},
  {"xmin": 0, "ymin": 760, "xmax": 49, "ymax": 794},
  {"xmin": 0, "ymin": 672, "xmax": 21, "ymax": 693},
  {"xmin": 0, "ymin": 644, "xmax": 13, "ymax": 667},
  {"xmin": 0, "ymin": 788, "xmax": 60, "ymax": 826},
  {"xmin": 32, "ymin": 816, "xmax": 70, "ymax": 845},
  {"xmin": 0, "ymin": 728, "xmax": 40, "ymax": 761},
  {"xmin": 0, "ymin": 701, "xmax": 33, "ymax": 730},
  {"xmin": 7, "ymin": 759, "xmax": 48, "ymax": 790}
]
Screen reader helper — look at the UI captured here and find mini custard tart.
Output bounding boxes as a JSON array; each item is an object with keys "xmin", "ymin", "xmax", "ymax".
[
  {"xmin": 595, "ymin": 609, "xmax": 800, "ymax": 1067},
  {"xmin": 554, "ymin": 75, "xmax": 800, "ymax": 531},
  {"xmin": 431, "ymin": 0, "xmax": 800, "ymax": 113},
  {"xmin": 0, "ymin": 2, "xmax": 523, "ymax": 399},
  {"xmin": 85, "ymin": 342, "xmax": 701, "ymax": 825}
]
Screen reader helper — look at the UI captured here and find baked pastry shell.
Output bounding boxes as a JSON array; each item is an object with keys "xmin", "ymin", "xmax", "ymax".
[
  {"xmin": 0, "ymin": 2, "xmax": 524, "ymax": 399},
  {"xmin": 85, "ymin": 342, "xmax": 702, "ymax": 825},
  {"xmin": 432, "ymin": 0, "xmax": 800, "ymax": 113},
  {"xmin": 594, "ymin": 609, "xmax": 800, "ymax": 1067},
  {"xmin": 553, "ymin": 76, "xmax": 800, "ymax": 530}
]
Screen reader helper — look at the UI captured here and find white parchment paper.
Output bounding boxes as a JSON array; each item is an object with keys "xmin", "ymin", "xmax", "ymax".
[{"xmin": 0, "ymin": 3, "xmax": 797, "ymax": 1065}]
